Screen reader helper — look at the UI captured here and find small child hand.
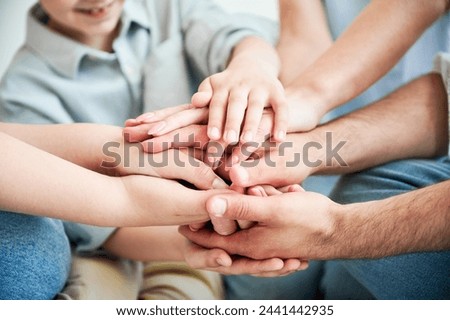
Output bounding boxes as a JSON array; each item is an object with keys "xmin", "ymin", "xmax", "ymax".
[{"xmin": 192, "ymin": 63, "xmax": 289, "ymax": 146}]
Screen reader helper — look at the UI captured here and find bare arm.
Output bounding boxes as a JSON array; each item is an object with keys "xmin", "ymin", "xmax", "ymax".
[
  {"xmin": 286, "ymin": 0, "xmax": 450, "ymax": 118},
  {"xmin": 277, "ymin": 0, "xmax": 332, "ymax": 85},
  {"xmin": 333, "ymin": 180, "xmax": 450, "ymax": 259},
  {"xmin": 0, "ymin": 123, "xmax": 232, "ymax": 226},
  {"xmin": 0, "ymin": 123, "xmax": 115, "ymax": 172},
  {"xmin": 229, "ymin": 74, "xmax": 448, "ymax": 187},
  {"xmin": 313, "ymin": 73, "xmax": 449, "ymax": 175}
]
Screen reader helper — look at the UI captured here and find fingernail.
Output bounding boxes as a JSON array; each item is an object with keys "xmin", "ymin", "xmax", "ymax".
[
  {"xmin": 242, "ymin": 131, "xmax": 253, "ymax": 142},
  {"xmin": 209, "ymin": 127, "xmax": 221, "ymax": 140},
  {"xmin": 209, "ymin": 198, "xmax": 227, "ymax": 217},
  {"xmin": 225, "ymin": 130, "xmax": 238, "ymax": 144},
  {"xmin": 231, "ymin": 155, "xmax": 239, "ymax": 165},
  {"xmin": 212, "ymin": 178, "xmax": 228, "ymax": 190},
  {"xmin": 216, "ymin": 257, "xmax": 231, "ymax": 267},
  {"xmin": 147, "ymin": 122, "xmax": 166, "ymax": 135},
  {"xmin": 189, "ymin": 225, "xmax": 199, "ymax": 232},
  {"xmin": 216, "ymin": 258, "xmax": 226, "ymax": 266}
]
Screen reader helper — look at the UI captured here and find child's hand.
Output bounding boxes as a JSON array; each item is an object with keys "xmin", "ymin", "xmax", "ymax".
[{"xmin": 191, "ymin": 60, "xmax": 288, "ymax": 146}]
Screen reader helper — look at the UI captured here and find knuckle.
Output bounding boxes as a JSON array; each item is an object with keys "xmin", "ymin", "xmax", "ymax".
[
  {"xmin": 232, "ymin": 198, "xmax": 251, "ymax": 220},
  {"xmin": 196, "ymin": 164, "xmax": 214, "ymax": 181}
]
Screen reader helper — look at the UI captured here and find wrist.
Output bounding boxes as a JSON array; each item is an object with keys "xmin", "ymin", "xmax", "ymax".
[
  {"xmin": 229, "ymin": 36, "xmax": 280, "ymax": 77},
  {"xmin": 228, "ymin": 54, "xmax": 279, "ymax": 78},
  {"xmin": 318, "ymin": 200, "xmax": 352, "ymax": 260},
  {"xmin": 285, "ymin": 86, "xmax": 329, "ymax": 132},
  {"xmin": 286, "ymin": 72, "xmax": 336, "ymax": 117},
  {"xmin": 288, "ymin": 131, "xmax": 326, "ymax": 177}
]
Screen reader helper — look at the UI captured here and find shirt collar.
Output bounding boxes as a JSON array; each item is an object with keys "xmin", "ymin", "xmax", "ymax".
[{"xmin": 25, "ymin": 1, "xmax": 150, "ymax": 79}]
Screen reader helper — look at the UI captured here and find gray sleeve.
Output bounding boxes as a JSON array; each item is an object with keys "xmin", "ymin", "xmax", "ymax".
[{"xmin": 180, "ymin": 0, "xmax": 279, "ymax": 76}]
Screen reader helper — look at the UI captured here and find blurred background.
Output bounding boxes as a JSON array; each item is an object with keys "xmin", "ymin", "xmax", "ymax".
[{"xmin": 0, "ymin": 0, "xmax": 278, "ymax": 76}]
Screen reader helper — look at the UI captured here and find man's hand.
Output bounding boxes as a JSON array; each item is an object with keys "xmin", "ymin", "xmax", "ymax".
[
  {"xmin": 229, "ymin": 132, "xmax": 323, "ymax": 187},
  {"xmin": 180, "ymin": 186, "xmax": 339, "ymax": 261},
  {"xmin": 182, "ymin": 240, "xmax": 308, "ymax": 277}
]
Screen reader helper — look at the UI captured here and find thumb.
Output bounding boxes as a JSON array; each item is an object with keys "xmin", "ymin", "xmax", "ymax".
[{"xmin": 206, "ymin": 193, "xmax": 275, "ymax": 223}]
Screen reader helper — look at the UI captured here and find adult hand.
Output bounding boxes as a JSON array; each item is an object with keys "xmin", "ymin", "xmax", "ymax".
[
  {"xmin": 179, "ymin": 186, "xmax": 339, "ymax": 261},
  {"xmin": 229, "ymin": 132, "xmax": 322, "ymax": 188},
  {"xmin": 182, "ymin": 240, "xmax": 308, "ymax": 277}
]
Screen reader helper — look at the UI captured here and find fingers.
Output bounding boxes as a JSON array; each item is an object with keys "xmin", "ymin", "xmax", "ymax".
[
  {"xmin": 210, "ymin": 216, "xmax": 238, "ymax": 236},
  {"xmin": 206, "ymin": 192, "xmax": 275, "ymax": 222},
  {"xmin": 192, "ymin": 78, "xmax": 213, "ymax": 108},
  {"xmin": 240, "ymin": 90, "xmax": 266, "ymax": 143},
  {"xmin": 148, "ymin": 108, "xmax": 209, "ymax": 137},
  {"xmin": 205, "ymin": 139, "xmax": 228, "ymax": 168},
  {"xmin": 230, "ymin": 110, "xmax": 273, "ymax": 164},
  {"xmin": 145, "ymin": 149, "xmax": 228, "ymax": 190},
  {"xmin": 182, "ymin": 240, "xmax": 308, "ymax": 276},
  {"xmin": 207, "ymin": 89, "xmax": 229, "ymax": 141},
  {"xmin": 251, "ymin": 259, "xmax": 302, "ymax": 278},
  {"xmin": 183, "ymin": 241, "xmax": 232, "ymax": 269},
  {"xmin": 134, "ymin": 104, "xmax": 193, "ymax": 124},
  {"xmin": 277, "ymin": 184, "xmax": 304, "ymax": 193},
  {"xmin": 238, "ymin": 185, "xmax": 279, "ymax": 229},
  {"xmin": 223, "ymin": 90, "xmax": 249, "ymax": 144},
  {"xmin": 220, "ymin": 257, "xmax": 285, "ymax": 275},
  {"xmin": 123, "ymin": 123, "xmax": 154, "ymax": 143},
  {"xmin": 141, "ymin": 125, "xmax": 208, "ymax": 153},
  {"xmin": 270, "ymin": 88, "xmax": 289, "ymax": 142},
  {"xmin": 248, "ymin": 185, "xmax": 281, "ymax": 197},
  {"xmin": 189, "ymin": 222, "xmax": 207, "ymax": 232},
  {"xmin": 229, "ymin": 155, "xmax": 284, "ymax": 188}
]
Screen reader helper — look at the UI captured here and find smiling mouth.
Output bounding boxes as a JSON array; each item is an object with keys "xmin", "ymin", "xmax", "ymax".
[{"xmin": 76, "ymin": 0, "xmax": 115, "ymax": 16}]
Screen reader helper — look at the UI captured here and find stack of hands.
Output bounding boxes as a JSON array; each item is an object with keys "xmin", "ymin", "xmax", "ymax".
[{"xmin": 119, "ymin": 67, "xmax": 333, "ymax": 277}]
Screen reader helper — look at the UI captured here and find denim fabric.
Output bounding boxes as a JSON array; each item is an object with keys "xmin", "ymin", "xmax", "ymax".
[
  {"xmin": 0, "ymin": 212, "xmax": 71, "ymax": 299},
  {"xmin": 324, "ymin": 157, "xmax": 450, "ymax": 299}
]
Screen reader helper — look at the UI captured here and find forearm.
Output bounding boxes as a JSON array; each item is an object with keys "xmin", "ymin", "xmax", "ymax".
[
  {"xmin": 0, "ymin": 132, "xmax": 213, "ymax": 227},
  {"xmin": 277, "ymin": 0, "xmax": 332, "ymax": 85},
  {"xmin": 287, "ymin": 0, "xmax": 449, "ymax": 115},
  {"xmin": 228, "ymin": 36, "xmax": 280, "ymax": 77},
  {"xmin": 330, "ymin": 180, "xmax": 450, "ymax": 259},
  {"xmin": 103, "ymin": 226, "xmax": 185, "ymax": 261},
  {"xmin": 308, "ymin": 74, "xmax": 448, "ymax": 175},
  {"xmin": 0, "ymin": 132, "xmax": 127, "ymax": 224},
  {"xmin": 0, "ymin": 123, "xmax": 122, "ymax": 172}
]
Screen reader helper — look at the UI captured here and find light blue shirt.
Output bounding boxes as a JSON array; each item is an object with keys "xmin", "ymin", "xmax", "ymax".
[{"xmin": 0, "ymin": 0, "xmax": 276, "ymax": 252}]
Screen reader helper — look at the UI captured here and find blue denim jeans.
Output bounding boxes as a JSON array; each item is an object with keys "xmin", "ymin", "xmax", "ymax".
[
  {"xmin": 225, "ymin": 157, "xmax": 450, "ymax": 299},
  {"xmin": 0, "ymin": 212, "xmax": 71, "ymax": 299}
]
